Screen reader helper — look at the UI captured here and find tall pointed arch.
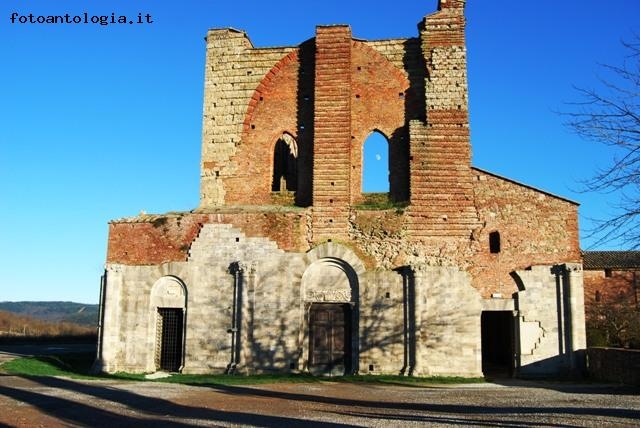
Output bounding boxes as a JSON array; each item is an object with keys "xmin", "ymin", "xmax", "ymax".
[
  {"xmin": 272, "ymin": 132, "xmax": 298, "ymax": 192},
  {"xmin": 362, "ymin": 130, "xmax": 390, "ymax": 193}
]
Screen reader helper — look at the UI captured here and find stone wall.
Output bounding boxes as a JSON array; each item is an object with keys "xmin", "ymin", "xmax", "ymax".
[
  {"xmin": 513, "ymin": 264, "xmax": 586, "ymax": 376},
  {"xmin": 587, "ymin": 348, "xmax": 640, "ymax": 385},
  {"xmin": 471, "ymin": 168, "xmax": 581, "ymax": 298},
  {"xmin": 107, "ymin": 210, "xmax": 309, "ymax": 265}
]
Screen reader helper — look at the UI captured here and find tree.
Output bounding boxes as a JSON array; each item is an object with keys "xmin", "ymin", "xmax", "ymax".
[
  {"xmin": 586, "ymin": 290, "xmax": 640, "ymax": 349},
  {"xmin": 562, "ymin": 36, "xmax": 640, "ymax": 248}
]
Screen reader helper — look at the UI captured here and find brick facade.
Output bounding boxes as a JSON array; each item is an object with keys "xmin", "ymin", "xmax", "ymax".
[{"xmin": 100, "ymin": 0, "xmax": 586, "ymax": 378}]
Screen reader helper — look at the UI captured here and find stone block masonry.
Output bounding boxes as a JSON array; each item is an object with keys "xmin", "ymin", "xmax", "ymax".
[{"xmin": 100, "ymin": 0, "xmax": 586, "ymax": 380}]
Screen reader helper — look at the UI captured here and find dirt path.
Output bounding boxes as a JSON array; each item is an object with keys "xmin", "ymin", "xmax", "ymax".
[{"xmin": 0, "ymin": 374, "xmax": 639, "ymax": 427}]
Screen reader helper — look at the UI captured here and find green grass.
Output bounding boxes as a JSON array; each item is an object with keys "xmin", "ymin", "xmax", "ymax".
[
  {"xmin": 354, "ymin": 193, "xmax": 408, "ymax": 211},
  {"xmin": 1, "ymin": 353, "xmax": 95, "ymax": 379},
  {"xmin": 0, "ymin": 352, "xmax": 485, "ymax": 386}
]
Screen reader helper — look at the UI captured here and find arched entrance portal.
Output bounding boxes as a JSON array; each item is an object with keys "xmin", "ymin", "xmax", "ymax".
[
  {"xmin": 150, "ymin": 276, "xmax": 187, "ymax": 372},
  {"xmin": 302, "ymin": 254, "xmax": 360, "ymax": 376}
]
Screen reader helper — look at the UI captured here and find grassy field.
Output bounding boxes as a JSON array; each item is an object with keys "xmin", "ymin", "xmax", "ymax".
[{"xmin": 0, "ymin": 352, "xmax": 486, "ymax": 386}]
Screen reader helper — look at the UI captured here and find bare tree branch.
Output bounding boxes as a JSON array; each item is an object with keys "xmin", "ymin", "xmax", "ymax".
[{"xmin": 560, "ymin": 35, "xmax": 640, "ymax": 249}]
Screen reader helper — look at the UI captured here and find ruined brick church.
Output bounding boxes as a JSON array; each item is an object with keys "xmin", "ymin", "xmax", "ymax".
[{"xmin": 96, "ymin": 0, "xmax": 586, "ymax": 378}]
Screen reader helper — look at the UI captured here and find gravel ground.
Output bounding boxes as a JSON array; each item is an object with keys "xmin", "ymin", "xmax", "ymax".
[{"xmin": 0, "ymin": 374, "xmax": 638, "ymax": 427}]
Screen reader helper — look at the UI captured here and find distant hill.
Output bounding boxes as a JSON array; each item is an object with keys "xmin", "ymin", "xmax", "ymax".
[{"xmin": 0, "ymin": 301, "xmax": 99, "ymax": 327}]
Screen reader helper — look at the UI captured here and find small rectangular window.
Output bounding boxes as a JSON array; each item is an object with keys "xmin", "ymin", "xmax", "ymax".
[
  {"xmin": 604, "ymin": 269, "xmax": 612, "ymax": 278},
  {"xmin": 489, "ymin": 231, "xmax": 501, "ymax": 254}
]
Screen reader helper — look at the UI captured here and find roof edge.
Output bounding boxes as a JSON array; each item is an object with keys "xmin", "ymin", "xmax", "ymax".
[{"xmin": 471, "ymin": 166, "xmax": 579, "ymax": 206}]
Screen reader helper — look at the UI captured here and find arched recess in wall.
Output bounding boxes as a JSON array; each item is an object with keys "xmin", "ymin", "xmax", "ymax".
[
  {"xmin": 362, "ymin": 131, "xmax": 390, "ymax": 194},
  {"xmin": 300, "ymin": 243, "xmax": 365, "ymax": 376},
  {"xmin": 149, "ymin": 276, "xmax": 187, "ymax": 373},
  {"xmin": 272, "ymin": 132, "xmax": 298, "ymax": 192}
]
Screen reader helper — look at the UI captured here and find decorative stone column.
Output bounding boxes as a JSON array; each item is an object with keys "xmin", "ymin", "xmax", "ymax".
[{"xmin": 565, "ymin": 263, "xmax": 586, "ymax": 374}]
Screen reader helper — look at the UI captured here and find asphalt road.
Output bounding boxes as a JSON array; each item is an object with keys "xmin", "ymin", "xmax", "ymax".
[{"xmin": 0, "ymin": 343, "xmax": 96, "ymax": 365}]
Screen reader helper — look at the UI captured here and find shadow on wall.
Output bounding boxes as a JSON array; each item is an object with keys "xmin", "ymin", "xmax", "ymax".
[{"xmin": 293, "ymin": 39, "xmax": 315, "ymax": 207}]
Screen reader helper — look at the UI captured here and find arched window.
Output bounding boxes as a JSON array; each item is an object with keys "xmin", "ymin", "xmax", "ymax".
[
  {"xmin": 272, "ymin": 133, "xmax": 298, "ymax": 192},
  {"xmin": 362, "ymin": 131, "xmax": 389, "ymax": 193},
  {"xmin": 489, "ymin": 231, "xmax": 501, "ymax": 254}
]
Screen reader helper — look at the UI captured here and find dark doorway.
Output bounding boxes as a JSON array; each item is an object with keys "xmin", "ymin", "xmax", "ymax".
[
  {"xmin": 309, "ymin": 303, "xmax": 351, "ymax": 375},
  {"xmin": 481, "ymin": 311, "xmax": 514, "ymax": 378},
  {"xmin": 157, "ymin": 308, "xmax": 184, "ymax": 372}
]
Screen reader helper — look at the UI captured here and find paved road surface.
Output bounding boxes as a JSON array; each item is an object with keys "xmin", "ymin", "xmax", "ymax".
[{"xmin": 0, "ymin": 343, "xmax": 96, "ymax": 365}]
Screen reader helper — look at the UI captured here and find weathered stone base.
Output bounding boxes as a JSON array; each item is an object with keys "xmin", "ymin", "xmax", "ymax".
[{"xmin": 99, "ymin": 223, "xmax": 585, "ymax": 378}]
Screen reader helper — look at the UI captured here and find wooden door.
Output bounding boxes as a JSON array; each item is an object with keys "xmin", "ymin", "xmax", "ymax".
[{"xmin": 309, "ymin": 304, "xmax": 350, "ymax": 375}]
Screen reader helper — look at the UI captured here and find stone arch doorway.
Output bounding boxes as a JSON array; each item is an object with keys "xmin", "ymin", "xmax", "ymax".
[
  {"xmin": 150, "ymin": 276, "xmax": 187, "ymax": 372},
  {"xmin": 301, "ymin": 244, "xmax": 365, "ymax": 375}
]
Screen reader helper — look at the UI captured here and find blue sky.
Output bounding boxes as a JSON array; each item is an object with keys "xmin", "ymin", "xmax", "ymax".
[{"xmin": 1, "ymin": 0, "xmax": 638, "ymax": 303}]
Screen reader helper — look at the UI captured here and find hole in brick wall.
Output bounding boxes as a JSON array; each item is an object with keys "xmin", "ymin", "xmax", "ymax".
[
  {"xmin": 369, "ymin": 364, "xmax": 374, "ymax": 371},
  {"xmin": 235, "ymin": 237, "xmax": 240, "ymax": 242},
  {"xmin": 329, "ymin": 219, "xmax": 333, "ymax": 223},
  {"xmin": 329, "ymin": 199, "xmax": 333, "ymax": 203},
  {"xmin": 331, "ymin": 182, "xmax": 335, "ymax": 186},
  {"xmin": 351, "ymin": 136, "xmax": 355, "ymax": 139},
  {"xmin": 357, "ymin": 66, "xmax": 362, "ymax": 71},
  {"xmin": 453, "ymin": 66, "xmax": 458, "ymax": 70},
  {"xmin": 328, "ymin": 239, "xmax": 332, "ymax": 242},
  {"xmin": 213, "ymin": 102, "xmax": 216, "ymax": 107},
  {"xmin": 215, "ymin": 171, "xmax": 219, "ymax": 177},
  {"xmin": 247, "ymin": 70, "xmax": 252, "ymax": 75},
  {"xmin": 385, "ymin": 292, "xmax": 390, "ymax": 298},
  {"xmin": 489, "ymin": 231, "xmax": 501, "ymax": 254},
  {"xmin": 251, "ymin": 124, "xmax": 255, "ymax": 129},
  {"xmin": 230, "ymin": 101, "xmax": 234, "ymax": 105},
  {"xmin": 457, "ymin": 105, "xmax": 462, "ymax": 110},
  {"xmin": 355, "ymin": 94, "xmax": 360, "ymax": 99},
  {"xmin": 259, "ymin": 96, "xmax": 264, "ymax": 101},
  {"xmin": 595, "ymin": 290, "xmax": 601, "ymax": 302}
]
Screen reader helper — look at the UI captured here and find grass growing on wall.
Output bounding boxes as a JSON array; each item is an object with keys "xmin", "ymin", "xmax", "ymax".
[{"xmin": 354, "ymin": 193, "xmax": 407, "ymax": 211}]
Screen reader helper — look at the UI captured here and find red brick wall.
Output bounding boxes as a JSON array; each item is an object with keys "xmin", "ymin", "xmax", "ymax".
[
  {"xmin": 470, "ymin": 169, "xmax": 581, "ymax": 297},
  {"xmin": 227, "ymin": 50, "xmax": 302, "ymax": 205},
  {"xmin": 107, "ymin": 211, "xmax": 308, "ymax": 265},
  {"xmin": 312, "ymin": 26, "xmax": 353, "ymax": 240},
  {"xmin": 583, "ymin": 270, "xmax": 638, "ymax": 306},
  {"xmin": 350, "ymin": 41, "xmax": 409, "ymax": 203}
]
